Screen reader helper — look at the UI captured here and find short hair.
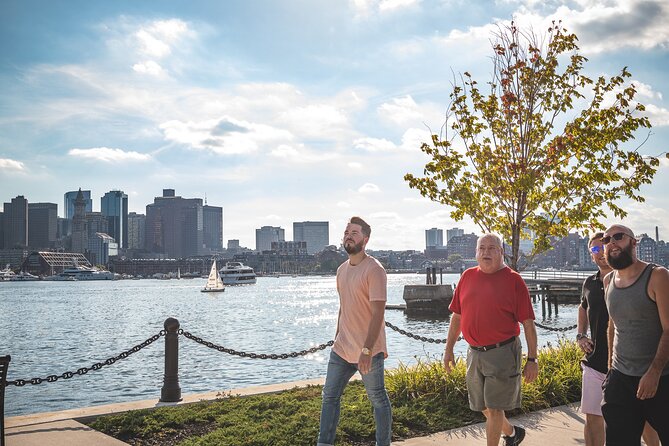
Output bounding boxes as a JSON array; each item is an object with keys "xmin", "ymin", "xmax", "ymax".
[
  {"xmin": 588, "ymin": 232, "xmax": 605, "ymax": 247},
  {"xmin": 349, "ymin": 216, "xmax": 371, "ymax": 238},
  {"xmin": 477, "ymin": 233, "xmax": 503, "ymax": 249}
]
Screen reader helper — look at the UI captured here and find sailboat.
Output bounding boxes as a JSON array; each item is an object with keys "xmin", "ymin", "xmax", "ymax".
[{"xmin": 201, "ymin": 260, "xmax": 225, "ymax": 293}]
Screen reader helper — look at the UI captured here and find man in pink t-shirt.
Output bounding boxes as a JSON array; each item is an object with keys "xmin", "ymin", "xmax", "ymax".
[
  {"xmin": 443, "ymin": 233, "xmax": 538, "ymax": 446},
  {"xmin": 317, "ymin": 216, "xmax": 392, "ymax": 446}
]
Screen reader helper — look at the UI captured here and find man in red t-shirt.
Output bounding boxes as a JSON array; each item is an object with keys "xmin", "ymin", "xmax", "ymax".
[{"xmin": 443, "ymin": 233, "xmax": 538, "ymax": 446}]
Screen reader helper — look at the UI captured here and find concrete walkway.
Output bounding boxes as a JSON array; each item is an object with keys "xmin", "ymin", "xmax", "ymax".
[{"xmin": 5, "ymin": 378, "xmax": 588, "ymax": 446}]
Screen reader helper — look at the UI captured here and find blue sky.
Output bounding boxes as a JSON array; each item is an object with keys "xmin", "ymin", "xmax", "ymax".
[{"xmin": 1, "ymin": 0, "xmax": 668, "ymax": 250}]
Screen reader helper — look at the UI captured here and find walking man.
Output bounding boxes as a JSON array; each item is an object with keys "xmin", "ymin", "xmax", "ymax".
[
  {"xmin": 443, "ymin": 233, "xmax": 538, "ymax": 446},
  {"xmin": 317, "ymin": 216, "xmax": 392, "ymax": 446},
  {"xmin": 577, "ymin": 232, "xmax": 658, "ymax": 446},
  {"xmin": 602, "ymin": 224, "xmax": 669, "ymax": 445}
]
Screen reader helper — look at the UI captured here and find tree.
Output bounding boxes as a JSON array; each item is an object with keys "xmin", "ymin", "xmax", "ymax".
[{"xmin": 405, "ymin": 21, "xmax": 664, "ymax": 271}]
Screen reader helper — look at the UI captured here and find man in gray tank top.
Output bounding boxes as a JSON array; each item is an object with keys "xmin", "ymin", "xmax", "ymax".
[{"xmin": 601, "ymin": 224, "xmax": 669, "ymax": 445}]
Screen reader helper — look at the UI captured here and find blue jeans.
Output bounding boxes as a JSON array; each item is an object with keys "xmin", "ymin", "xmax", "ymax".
[{"xmin": 317, "ymin": 350, "xmax": 392, "ymax": 446}]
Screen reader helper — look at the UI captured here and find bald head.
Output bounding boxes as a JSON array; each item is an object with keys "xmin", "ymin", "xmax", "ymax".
[{"xmin": 604, "ymin": 224, "xmax": 634, "ymax": 238}]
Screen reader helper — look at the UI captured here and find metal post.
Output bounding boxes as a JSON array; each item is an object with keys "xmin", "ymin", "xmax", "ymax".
[
  {"xmin": 160, "ymin": 317, "xmax": 182, "ymax": 402},
  {"xmin": 439, "ymin": 268, "xmax": 443, "ymax": 285},
  {"xmin": 431, "ymin": 267, "xmax": 437, "ymax": 285},
  {"xmin": 425, "ymin": 267, "xmax": 431, "ymax": 284},
  {"xmin": 541, "ymin": 285, "xmax": 546, "ymax": 319},
  {"xmin": 547, "ymin": 286, "xmax": 553, "ymax": 317}
]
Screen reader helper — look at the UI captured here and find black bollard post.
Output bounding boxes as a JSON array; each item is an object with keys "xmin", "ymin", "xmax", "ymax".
[
  {"xmin": 431, "ymin": 267, "xmax": 437, "ymax": 285},
  {"xmin": 160, "ymin": 317, "xmax": 182, "ymax": 402}
]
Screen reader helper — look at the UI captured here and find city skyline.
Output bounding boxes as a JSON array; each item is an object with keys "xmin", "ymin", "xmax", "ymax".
[{"xmin": 2, "ymin": 1, "xmax": 669, "ymax": 250}]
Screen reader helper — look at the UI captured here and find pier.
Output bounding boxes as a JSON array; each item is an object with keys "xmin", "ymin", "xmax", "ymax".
[{"xmin": 520, "ymin": 270, "xmax": 592, "ymax": 317}]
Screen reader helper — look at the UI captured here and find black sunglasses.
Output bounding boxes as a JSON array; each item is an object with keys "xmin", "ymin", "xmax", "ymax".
[{"xmin": 601, "ymin": 232, "xmax": 631, "ymax": 245}]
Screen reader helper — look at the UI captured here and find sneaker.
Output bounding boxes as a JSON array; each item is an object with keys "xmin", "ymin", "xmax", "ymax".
[{"xmin": 503, "ymin": 425, "xmax": 526, "ymax": 446}]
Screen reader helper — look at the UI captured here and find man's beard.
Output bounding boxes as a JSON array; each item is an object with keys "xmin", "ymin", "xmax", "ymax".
[
  {"xmin": 344, "ymin": 240, "xmax": 364, "ymax": 255},
  {"xmin": 606, "ymin": 244, "xmax": 635, "ymax": 270}
]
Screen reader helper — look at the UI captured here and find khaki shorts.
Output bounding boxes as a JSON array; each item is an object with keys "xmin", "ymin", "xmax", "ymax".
[{"xmin": 466, "ymin": 337, "xmax": 522, "ymax": 411}]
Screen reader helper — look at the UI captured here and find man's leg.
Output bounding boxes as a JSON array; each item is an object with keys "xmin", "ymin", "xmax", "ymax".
[
  {"xmin": 641, "ymin": 422, "xmax": 659, "ymax": 446},
  {"xmin": 361, "ymin": 352, "xmax": 392, "ymax": 446},
  {"xmin": 602, "ymin": 370, "xmax": 645, "ymax": 446},
  {"xmin": 584, "ymin": 414, "xmax": 605, "ymax": 446},
  {"xmin": 482, "ymin": 408, "xmax": 506, "ymax": 446},
  {"xmin": 643, "ymin": 374, "xmax": 669, "ymax": 445},
  {"xmin": 580, "ymin": 365, "xmax": 606, "ymax": 446},
  {"xmin": 317, "ymin": 351, "xmax": 357, "ymax": 446}
]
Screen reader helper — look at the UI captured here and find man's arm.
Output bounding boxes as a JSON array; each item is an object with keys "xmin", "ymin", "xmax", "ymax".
[
  {"xmin": 603, "ymin": 273, "xmax": 615, "ymax": 369},
  {"xmin": 521, "ymin": 319, "xmax": 538, "ymax": 383},
  {"xmin": 638, "ymin": 267, "xmax": 669, "ymax": 399},
  {"xmin": 443, "ymin": 313, "xmax": 461, "ymax": 373},
  {"xmin": 357, "ymin": 300, "xmax": 385, "ymax": 375},
  {"xmin": 577, "ymin": 305, "xmax": 594, "ymax": 354}
]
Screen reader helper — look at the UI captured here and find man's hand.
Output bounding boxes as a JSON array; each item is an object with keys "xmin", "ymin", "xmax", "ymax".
[
  {"xmin": 443, "ymin": 349, "xmax": 456, "ymax": 373},
  {"xmin": 637, "ymin": 368, "xmax": 661, "ymax": 400},
  {"xmin": 358, "ymin": 353, "xmax": 372, "ymax": 375},
  {"xmin": 523, "ymin": 361, "xmax": 538, "ymax": 383},
  {"xmin": 577, "ymin": 336, "xmax": 594, "ymax": 354}
]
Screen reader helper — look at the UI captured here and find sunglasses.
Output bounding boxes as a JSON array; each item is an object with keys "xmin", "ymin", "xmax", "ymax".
[
  {"xmin": 589, "ymin": 245, "xmax": 603, "ymax": 254},
  {"xmin": 601, "ymin": 232, "xmax": 631, "ymax": 245}
]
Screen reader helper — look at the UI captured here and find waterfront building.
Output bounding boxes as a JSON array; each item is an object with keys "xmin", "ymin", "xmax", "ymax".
[
  {"xmin": 293, "ymin": 221, "xmax": 329, "ymax": 254},
  {"xmin": 446, "ymin": 227, "xmax": 464, "ymax": 243},
  {"xmin": 71, "ymin": 189, "xmax": 88, "ymax": 253},
  {"xmin": 101, "ymin": 190, "xmax": 128, "ymax": 249},
  {"xmin": 88, "ymin": 232, "xmax": 118, "ymax": 266},
  {"xmin": 20, "ymin": 251, "xmax": 91, "ymax": 276},
  {"xmin": 127, "ymin": 212, "xmax": 146, "ymax": 250},
  {"xmin": 636, "ymin": 233, "xmax": 658, "ymax": 263},
  {"xmin": 0, "ymin": 211, "xmax": 3, "ymax": 249},
  {"xmin": 445, "ymin": 233, "xmax": 478, "ymax": 259},
  {"xmin": 256, "ymin": 226, "xmax": 285, "ymax": 252},
  {"xmin": 425, "ymin": 228, "xmax": 443, "ymax": 248},
  {"xmin": 28, "ymin": 202, "xmax": 58, "ymax": 250},
  {"xmin": 203, "ymin": 205, "xmax": 223, "ymax": 253},
  {"xmin": 64, "ymin": 190, "xmax": 92, "ymax": 221},
  {"xmin": 3, "ymin": 195, "xmax": 28, "ymax": 249},
  {"xmin": 145, "ymin": 189, "xmax": 204, "ymax": 259},
  {"xmin": 271, "ymin": 240, "xmax": 307, "ymax": 255}
]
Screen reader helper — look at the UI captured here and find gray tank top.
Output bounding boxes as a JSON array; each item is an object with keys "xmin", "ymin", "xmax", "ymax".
[{"xmin": 606, "ymin": 264, "xmax": 668, "ymax": 376}]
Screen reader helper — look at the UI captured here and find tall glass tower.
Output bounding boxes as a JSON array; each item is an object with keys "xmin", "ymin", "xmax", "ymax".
[{"xmin": 101, "ymin": 190, "xmax": 128, "ymax": 249}]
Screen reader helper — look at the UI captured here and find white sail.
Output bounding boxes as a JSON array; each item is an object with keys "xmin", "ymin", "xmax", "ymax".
[{"xmin": 202, "ymin": 260, "xmax": 225, "ymax": 292}]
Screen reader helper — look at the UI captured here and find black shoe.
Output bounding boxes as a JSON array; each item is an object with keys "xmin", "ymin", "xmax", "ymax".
[{"xmin": 503, "ymin": 425, "xmax": 526, "ymax": 446}]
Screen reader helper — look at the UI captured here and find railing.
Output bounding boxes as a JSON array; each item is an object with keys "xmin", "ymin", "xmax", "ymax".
[
  {"xmin": 520, "ymin": 270, "xmax": 595, "ymax": 282},
  {"xmin": 2, "ymin": 318, "xmax": 577, "ymax": 407}
]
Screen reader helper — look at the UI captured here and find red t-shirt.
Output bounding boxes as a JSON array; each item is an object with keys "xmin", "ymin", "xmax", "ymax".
[{"xmin": 449, "ymin": 266, "xmax": 534, "ymax": 347}]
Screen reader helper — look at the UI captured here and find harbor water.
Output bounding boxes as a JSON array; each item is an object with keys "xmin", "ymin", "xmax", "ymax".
[{"xmin": 0, "ymin": 273, "xmax": 579, "ymax": 417}]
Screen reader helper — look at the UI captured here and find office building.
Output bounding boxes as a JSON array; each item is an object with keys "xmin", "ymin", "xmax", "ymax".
[
  {"xmin": 71, "ymin": 189, "xmax": 88, "ymax": 254},
  {"xmin": 145, "ymin": 189, "xmax": 204, "ymax": 258},
  {"xmin": 3, "ymin": 195, "xmax": 28, "ymax": 249},
  {"xmin": 293, "ymin": 221, "xmax": 329, "ymax": 254},
  {"xmin": 28, "ymin": 202, "xmax": 58, "ymax": 250},
  {"xmin": 446, "ymin": 233, "xmax": 478, "ymax": 259},
  {"xmin": 101, "ymin": 190, "xmax": 128, "ymax": 249},
  {"xmin": 271, "ymin": 240, "xmax": 308, "ymax": 255},
  {"xmin": 203, "ymin": 205, "xmax": 223, "ymax": 252},
  {"xmin": 425, "ymin": 228, "xmax": 443, "ymax": 248},
  {"xmin": 446, "ymin": 227, "xmax": 464, "ymax": 243},
  {"xmin": 89, "ymin": 232, "xmax": 118, "ymax": 265},
  {"xmin": 64, "ymin": 190, "xmax": 92, "ymax": 220},
  {"xmin": 127, "ymin": 212, "xmax": 146, "ymax": 250},
  {"xmin": 256, "ymin": 226, "xmax": 285, "ymax": 252}
]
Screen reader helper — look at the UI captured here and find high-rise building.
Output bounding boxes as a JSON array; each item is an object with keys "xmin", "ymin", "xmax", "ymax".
[
  {"xmin": 145, "ymin": 189, "xmax": 204, "ymax": 258},
  {"xmin": 293, "ymin": 221, "xmax": 329, "ymax": 254},
  {"xmin": 28, "ymin": 203, "xmax": 58, "ymax": 250},
  {"xmin": 2, "ymin": 195, "xmax": 28, "ymax": 249},
  {"xmin": 101, "ymin": 190, "xmax": 128, "ymax": 249},
  {"xmin": 425, "ymin": 228, "xmax": 443, "ymax": 248},
  {"xmin": 0, "ymin": 211, "xmax": 4, "ymax": 249},
  {"xmin": 64, "ymin": 190, "xmax": 92, "ymax": 220},
  {"xmin": 203, "ymin": 205, "xmax": 223, "ymax": 252},
  {"xmin": 127, "ymin": 212, "xmax": 146, "ymax": 250},
  {"xmin": 446, "ymin": 227, "xmax": 464, "ymax": 243},
  {"xmin": 256, "ymin": 226, "xmax": 285, "ymax": 252},
  {"xmin": 71, "ymin": 189, "xmax": 88, "ymax": 254},
  {"xmin": 446, "ymin": 233, "xmax": 478, "ymax": 259}
]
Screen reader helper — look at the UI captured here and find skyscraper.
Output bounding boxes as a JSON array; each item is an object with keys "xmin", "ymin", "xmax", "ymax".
[
  {"xmin": 425, "ymin": 228, "xmax": 443, "ymax": 248},
  {"xmin": 256, "ymin": 226, "xmax": 285, "ymax": 252},
  {"xmin": 101, "ymin": 190, "xmax": 128, "ymax": 249},
  {"xmin": 64, "ymin": 190, "xmax": 92, "ymax": 220},
  {"xmin": 293, "ymin": 221, "xmax": 329, "ymax": 254},
  {"xmin": 446, "ymin": 227, "xmax": 464, "ymax": 243},
  {"xmin": 2, "ymin": 195, "xmax": 28, "ymax": 249},
  {"xmin": 71, "ymin": 189, "xmax": 88, "ymax": 253},
  {"xmin": 203, "ymin": 205, "xmax": 223, "ymax": 252},
  {"xmin": 145, "ymin": 189, "xmax": 204, "ymax": 258},
  {"xmin": 127, "ymin": 212, "xmax": 146, "ymax": 250},
  {"xmin": 28, "ymin": 202, "xmax": 58, "ymax": 250}
]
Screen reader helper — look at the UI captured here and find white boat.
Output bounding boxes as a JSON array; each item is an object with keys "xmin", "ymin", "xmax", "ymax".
[
  {"xmin": 0, "ymin": 265, "xmax": 16, "ymax": 282},
  {"xmin": 201, "ymin": 260, "xmax": 225, "ymax": 293},
  {"xmin": 219, "ymin": 261, "xmax": 257, "ymax": 285},
  {"xmin": 57, "ymin": 264, "xmax": 115, "ymax": 281},
  {"xmin": 10, "ymin": 271, "xmax": 40, "ymax": 281}
]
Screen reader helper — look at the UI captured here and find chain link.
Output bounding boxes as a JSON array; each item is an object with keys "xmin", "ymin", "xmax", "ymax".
[
  {"xmin": 534, "ymin": 322, "xmax": 577, "ymax": 332},
  {"xmin": 180, "ymin": 330, "xmax": 334, "ymax": 359},
  {"xmin": 5, "ymin": 331, "xmax": 164, "ymax": 387},
  {"xmin": 384, "ymin": 321, "xmax": 455, "ymax": 343}
]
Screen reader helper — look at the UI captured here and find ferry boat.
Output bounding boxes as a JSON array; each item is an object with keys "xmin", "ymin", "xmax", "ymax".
[
  {"xmin": 10, "ymin": 271, "xmax": 40, "ymax": 281},
  {"xmin": 219, "ymin": 262, "xmax": 257, "ymax": 285},
  {"xmin": 0, "ymin": 265, "xmax": 16, "ymax": 281},
  {"xmin": 56, "ymin": 265, "xmax": 115, "ymax": 281}
]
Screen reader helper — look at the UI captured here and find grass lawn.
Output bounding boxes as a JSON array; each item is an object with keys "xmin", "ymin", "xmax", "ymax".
[{"xmin": 88, "ymin": 340, "xmax": 581, "ymax": 446}]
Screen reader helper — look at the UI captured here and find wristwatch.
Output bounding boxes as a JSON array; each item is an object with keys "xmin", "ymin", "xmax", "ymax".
[
  {"xmin": 361, "ymin": 347, "xmax": 372, "ymax": 356},
  {"xmin": 526, "ymin": 357, "xmax": 538, "ymax": 363},
  {"xmin": 576, "ymin": 333, "xmax": 588, "ymax": 341}
]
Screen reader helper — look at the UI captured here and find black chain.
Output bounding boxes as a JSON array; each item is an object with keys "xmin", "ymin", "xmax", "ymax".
[
  {"xmin": 5, "ymin": 331, "xmax": 165, "ymax": 387},
  {"xmin": 534, "ymin": 322, "xmax": 577, "ymax": 332},
  {"xmin": 384, "ymin": 321, "xmax": 460, "ymax": 344},
  {"xmin": 179, "ymin": 329, "xmax": 334, "ymax": 359}
]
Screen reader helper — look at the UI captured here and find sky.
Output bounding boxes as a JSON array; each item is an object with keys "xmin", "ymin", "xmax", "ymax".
[{"xmin": 1, "ymin": 0, "xmax": 669, "ymax": 251}]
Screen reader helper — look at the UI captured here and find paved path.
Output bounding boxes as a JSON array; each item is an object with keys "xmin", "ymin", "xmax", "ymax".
[{"xmin": 5, "ymin": 378, "xmax": 590, "ymax": 446}]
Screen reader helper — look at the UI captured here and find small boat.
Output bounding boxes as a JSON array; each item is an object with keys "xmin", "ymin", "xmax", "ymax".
[
  {"xmin": 0, "ymin": 265, "xmax": 16, "ymax": 282},
  {"xmin": 219, "ymin": 261, "xmax": 257, "ymax": 285},
  {"xmin": 10, "ymin": 271, "xmax": 40, "ymax": 281},
  {"xmin": 201, "ymin": 260, "xmax": 225, "ymax": 293}
]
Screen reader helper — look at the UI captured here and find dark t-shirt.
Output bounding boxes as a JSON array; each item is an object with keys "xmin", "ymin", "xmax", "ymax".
[{"xmin": 580, "ymin": 271, "xmax": 609, "ymax": 373}]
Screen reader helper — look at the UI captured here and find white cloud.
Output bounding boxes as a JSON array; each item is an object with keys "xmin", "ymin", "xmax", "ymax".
[
  {"xmin": 645, "ymin": 104, "xmax": 669, "ymax": 127},
  {"xmin": 378, "ymin": 95, "xmax": 423, "ymax": 125},
  {"xmin": 135, "ymin": 19, "xmax": 189, "ymax": 58},
  {"xmin": 350, "ymin": 0, "xmax": 420, "ymax": 17},
  {"xmin": 354, "ymin": 137, "xmax": 396, "ymax": 152},
  {"xmin": 0, "ymin": 158, "xmax": 26, "ymax": 172},
  {"xmin": 379, "ymin": 0, "xmax": 420, "ymax": 13},
  {"xmin": 68, "ymin": 147, "xmax": 152, "ymax": 163},
  {"xmin": 348, "ymin": 162, "xmax": 363, "ymax": 169},
  {"xmin": 358, "ymin": 182, "xmax": 381, "ymax": 193},
  {"xmin": 132, "ymin": 60, "xmax": 166, "ymax": 77},
  {"xmin": 279, "ymin": 104, "xmax": 349, "ymax": 139},
  {"xmin": 633, "ymin": 81, "xmax": 664, "ymax": 101},
  {"xmin": 337, "ymin": 201, "xmax": 352, "ymax": 208}
]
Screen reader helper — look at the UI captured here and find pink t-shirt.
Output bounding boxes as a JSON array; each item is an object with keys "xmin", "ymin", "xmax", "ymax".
[
  {"xmin": 332, "ymin": 256, "xmax": 388, "ymax": 363},
  {"xmin": 449, "ymin": 266, "xmax": 534, "ymax": 347}
]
